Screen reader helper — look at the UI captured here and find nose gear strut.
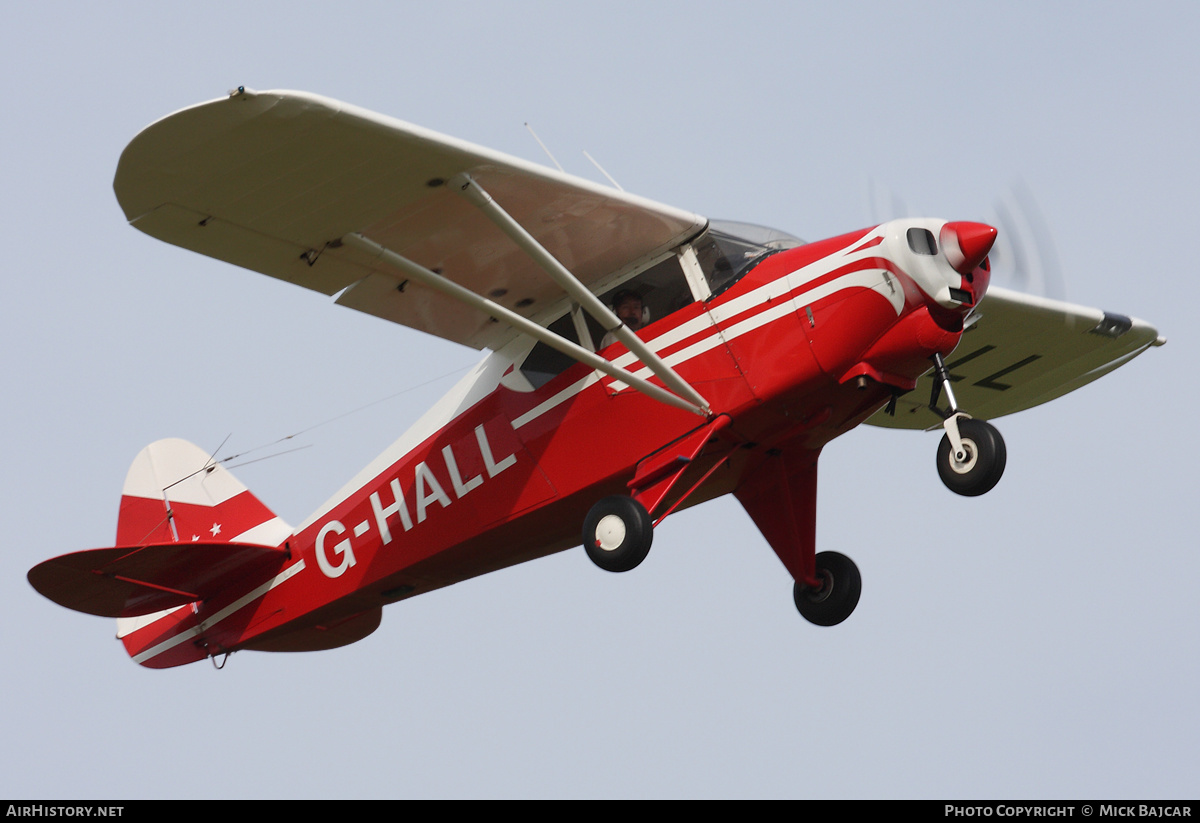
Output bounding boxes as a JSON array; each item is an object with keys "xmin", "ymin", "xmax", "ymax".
[{"xmin": 928, "ymin": 353, "xmax": 1007, "ymax": 496}]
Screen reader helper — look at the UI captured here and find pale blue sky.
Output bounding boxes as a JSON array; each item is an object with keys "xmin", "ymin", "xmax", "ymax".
[{"xmin": 3, "ymin": 1, "xmax": 1195, "ymax": 798}]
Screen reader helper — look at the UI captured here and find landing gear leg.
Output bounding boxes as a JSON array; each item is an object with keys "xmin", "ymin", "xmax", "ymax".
[
  {"xmin": 734, "ymin": 446, "xmax": 862, "ymax": 626},
  {"xmin": 929, "ymin": 353, "xmax": 1006, "ymax": 496}
]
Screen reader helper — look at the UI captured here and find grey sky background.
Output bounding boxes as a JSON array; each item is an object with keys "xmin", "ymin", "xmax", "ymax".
[{"xmin": 3, "ymin": 1, "xmax": 1195, "ymax": 799}]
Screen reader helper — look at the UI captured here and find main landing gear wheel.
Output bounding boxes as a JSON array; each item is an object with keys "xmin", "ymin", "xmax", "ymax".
[
  {"xmin": 937, "ymin": 418, "xmax": 1007, "ymax": 497},
  {"xmin": 583, "ymin": 496, "xmax": 653, "ymax": 573},
  {"xmin": 793, "ymin": 551, "xmax": 861, "ymax": 627}
]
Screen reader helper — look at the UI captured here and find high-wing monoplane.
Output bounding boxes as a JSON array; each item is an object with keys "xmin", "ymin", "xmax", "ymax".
[{"xmin": 28, "ymin": 89, "xmax": 1164, "ymax": 668}]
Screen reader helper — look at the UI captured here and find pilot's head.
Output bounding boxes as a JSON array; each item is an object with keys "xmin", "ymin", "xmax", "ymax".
[{"xmin": 612, "ymin": 289, "xmax": 645, "ymax": 331}]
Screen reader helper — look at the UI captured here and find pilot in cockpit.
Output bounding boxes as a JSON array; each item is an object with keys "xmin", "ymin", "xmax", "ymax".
[{"xmin": 601, "ymin": 289, "xmax": 647, "ymax": 348}]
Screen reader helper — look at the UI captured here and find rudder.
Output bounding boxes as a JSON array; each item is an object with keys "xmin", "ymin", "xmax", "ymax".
[{"xmin": 116, "ymin": 438, "xmax": 292, "ymax": 547}]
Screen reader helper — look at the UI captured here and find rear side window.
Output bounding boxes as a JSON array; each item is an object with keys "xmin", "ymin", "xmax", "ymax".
[{"xmin": 519, "ymin": 314, "xmax": 582, "ymax": 389}]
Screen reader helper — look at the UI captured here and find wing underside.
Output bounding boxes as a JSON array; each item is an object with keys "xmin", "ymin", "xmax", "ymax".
[
  {"xmin": 114, "ymin": 89, "xmax": 707, "ymax": 352},
  {"xmin": 868, "ymin": 286, "xmax": 1164, "ymax": 429}
]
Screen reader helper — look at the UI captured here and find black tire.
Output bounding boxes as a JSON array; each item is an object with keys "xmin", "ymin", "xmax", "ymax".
[
  {"xmin": 793, "ymin": 551, "xmax": 861, "ymax": 627},
  {"xmin": 937, "ymin": 418, "xmax": 1007, "ymax": 497},
  {"xmin": 583, "ymin": 496, "xmax": 654, "ymax": 573}
]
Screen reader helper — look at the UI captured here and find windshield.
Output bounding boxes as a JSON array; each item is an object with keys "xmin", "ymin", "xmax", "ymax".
[{"xmin": 695, "ymin": 220, "xmax": 805, "ymax": 297}]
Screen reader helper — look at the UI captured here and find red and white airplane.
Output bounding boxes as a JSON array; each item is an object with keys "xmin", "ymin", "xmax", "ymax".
[{"xmin": 28, "ymin": 89, "xmax": 1164, "ymax": 669}]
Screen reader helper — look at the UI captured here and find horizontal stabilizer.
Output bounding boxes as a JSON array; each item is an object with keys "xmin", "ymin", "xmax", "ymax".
[
  {"xmin": 241, "ymin": 607, "xmax": 383, "ymax": 653},
  {"xmin": 28, "ymin": 541, "xmax": 289, "ymax": 618}
]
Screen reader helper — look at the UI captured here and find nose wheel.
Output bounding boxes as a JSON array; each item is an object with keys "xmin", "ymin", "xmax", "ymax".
[
  {"xmin": 937, "ymin": 416, "xmax": 1006, "ymax": 496},
  {"xmin": 928, "ymin": 353, "xmax": 1006, "ymax": 496}
]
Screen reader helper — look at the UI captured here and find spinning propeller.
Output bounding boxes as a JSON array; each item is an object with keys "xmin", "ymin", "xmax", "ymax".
[{"xmin": 865, "ymin": 177, "xmax": 1067, "ymax": 300}]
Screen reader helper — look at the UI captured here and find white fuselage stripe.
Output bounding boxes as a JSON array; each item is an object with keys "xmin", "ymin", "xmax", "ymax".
[
  {"xmin": 516, "ymin": 258, "xmax": 901, "ymax": 422},
  {"xmin": 511, "ymin": 372, "xmax": 603, "ymax": 429},
  {"xmin": 612, "ymin": 269, "xmax": 902, "ymax": 390},
  {"xmin": 131, "ymin": 559, "xmax": 307, "ymax": 664}
]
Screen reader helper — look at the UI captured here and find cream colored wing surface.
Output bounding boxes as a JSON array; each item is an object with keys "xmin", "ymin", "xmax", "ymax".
[
  {"xmin": 868, "ymin": 286, "xmax": 1165, "ymax": 430},
  {"xmin": 114, "ymin": 88, "xmax": 706, "ymax": 351}
]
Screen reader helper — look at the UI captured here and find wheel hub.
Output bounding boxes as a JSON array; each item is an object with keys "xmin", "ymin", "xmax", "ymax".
[
  {"xmin": 948, "ymin": 438, "xmax": 978, "ymax": 474},
  {"xmin": 594, "ymin": 514, "xmax": 627, "ymax": 551},
  {"xmin": 802, "ymin": 569, "xmax": 834, "ymax": 603}
]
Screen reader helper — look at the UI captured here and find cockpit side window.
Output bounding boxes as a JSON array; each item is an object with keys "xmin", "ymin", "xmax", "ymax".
[
  {"xmin": 589, "ymin": 254, "xmax": 692, "ymax": 345},
  {"xmin": 516, "ymin": 221, "xmax": 803, "ymax": 389},
  {"xmin": 517, "ymin": 254, "xmax": 694, "ymax": 388}
]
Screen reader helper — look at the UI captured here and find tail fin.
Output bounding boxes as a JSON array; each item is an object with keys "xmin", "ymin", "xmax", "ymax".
[
  {"xmin": 117, "ymin": 438, "xmax": 292, "ymax": 548},
  {"xmin": 31, "ymin": 439, "xmax": 389, "ymax": 668},
  {"xmin": 29, "ymin": 439, "xmax": 296, "ymax": 667}
]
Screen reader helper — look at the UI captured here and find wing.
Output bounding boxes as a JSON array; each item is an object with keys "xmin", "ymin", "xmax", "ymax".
[
  {"xmin": 114, "ymin": 88, "xmax": 707, "ymax": 352},
  {"xmin": 868, "ymin": 286, "xmax": 1165, "ymax": 430}
]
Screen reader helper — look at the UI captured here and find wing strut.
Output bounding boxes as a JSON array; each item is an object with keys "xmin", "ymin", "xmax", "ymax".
[
  {"xmin": 340, "ymin": 233, "xmax": 708, "ymax": 417},
  {"xmin": 451, "ymin": 173, "xmax": 712, "ymax": 415}
]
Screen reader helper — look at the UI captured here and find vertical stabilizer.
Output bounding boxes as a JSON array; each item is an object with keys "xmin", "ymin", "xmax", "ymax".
[{"xmin": 116, "ymin": 438, "xmax": 292, "ymax": 547}]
